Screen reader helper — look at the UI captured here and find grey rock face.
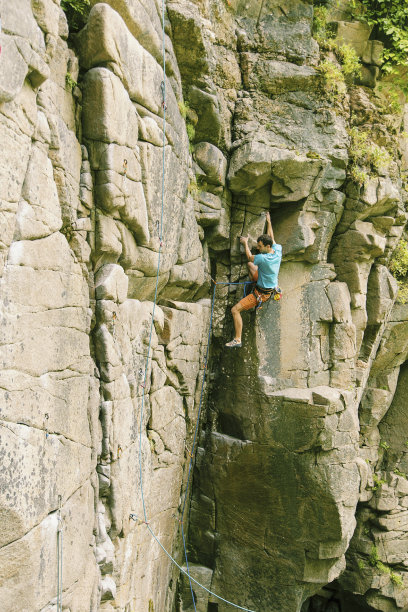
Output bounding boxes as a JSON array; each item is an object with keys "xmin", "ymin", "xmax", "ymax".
[{"xmin": 1, "ymin": 0, "xmax": 408, "ymax": 611}]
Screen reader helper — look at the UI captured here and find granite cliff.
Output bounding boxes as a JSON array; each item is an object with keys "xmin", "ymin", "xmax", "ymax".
[{"xmin": 1, "ymin": 1, "xmax": 408, "ymax": 611}]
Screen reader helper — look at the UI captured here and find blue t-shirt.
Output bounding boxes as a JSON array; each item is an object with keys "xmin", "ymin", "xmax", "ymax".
[{"xmin": 254, "ymin": 244, "xmax": 282, "ymax": 289}]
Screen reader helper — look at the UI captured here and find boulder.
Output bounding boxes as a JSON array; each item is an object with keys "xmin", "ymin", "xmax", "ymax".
[
  {"xmin": 194, "ymin": 142, "xmax": 227, "ymax": 186},
  {"xmin": 82, "ymin": 68, "xmax": 139, "ymax": 148}
]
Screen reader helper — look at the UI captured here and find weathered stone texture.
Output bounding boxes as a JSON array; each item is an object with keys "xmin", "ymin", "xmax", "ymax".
[{"xmin": 1, "ymin": 0, "xmax": 408, "ymax": 612}]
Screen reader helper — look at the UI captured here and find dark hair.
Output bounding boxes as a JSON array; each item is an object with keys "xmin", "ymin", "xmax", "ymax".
[{"xmin": 257, "ymin": 234, "xmax": 273, "ymax": 247}]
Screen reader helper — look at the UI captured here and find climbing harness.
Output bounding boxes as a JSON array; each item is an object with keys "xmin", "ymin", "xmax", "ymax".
[
  {"xmin": 254, "ymin": 285, "xmax": 283, "ymax": 311},
  {"xmin": 243, "ymin": 281, "xmax": 282, "ymax": 311},
  {"xmin": 56, "ymin": 495, "xmax": 63, "ymax": 612}
]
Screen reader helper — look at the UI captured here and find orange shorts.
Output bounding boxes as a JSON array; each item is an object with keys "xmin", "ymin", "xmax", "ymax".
[{"xmin": 239, "ymin": 288, "xmax": 271, "ymax": 311}]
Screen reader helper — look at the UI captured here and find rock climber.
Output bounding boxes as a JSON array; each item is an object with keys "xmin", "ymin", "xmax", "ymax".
[{"xmin": 225, "ymin": 211, "xmax": 282, "ymax": 348}]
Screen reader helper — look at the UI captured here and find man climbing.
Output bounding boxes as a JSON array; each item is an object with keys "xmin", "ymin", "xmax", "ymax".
[{"xmin": 225, "ymin": 211, "xmax": 282, "ymax": 348}]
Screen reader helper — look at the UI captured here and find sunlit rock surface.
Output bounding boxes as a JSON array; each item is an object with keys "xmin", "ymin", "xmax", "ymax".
[{"xmin": 1, "ymin": 1, "xmax": 408, "ymax": 611}]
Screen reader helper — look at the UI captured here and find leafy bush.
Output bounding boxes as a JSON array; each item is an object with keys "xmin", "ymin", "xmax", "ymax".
[
  {"xmin": 61, "ymin": 0, "xmax": 90, "ymax": 33},
  {"xmin": 391, "ymin": 572, "xmax": 404, "ymax": 587},
  {"xmin": 317, "ymin": 59, "xmax": 347, "ymax": 101},
  {"xmin": 178, "ymin": 100, "xmax": 189, "ymax": 120},
  {"xmin": 396, "ymin": 282, "xmax": 408, "ymax": 304},
  {"xmin": 351, "ymin": 0, "xmax": 408, "ymax": 79},
  {"xmin": 337, "ymin": 44, "xmax": 362, "ymax": 81},
  {"xmin": 186, "ymin": 123, "xmax": 195, "ymax": 142},
  {"xmin": 349, "ymin": 165, "xmax": 369, "ymax": 186},
  {"xmin": 389, "ymin": 240, "xmax": 408, "ymax": 304},
  {"xmin": 313, "ymin": 7, "xmax": 362, "ymax": 85},
  {"xmin": 65, "ymin": 72, "xmax": 78, "ymax": 91},
  {"xmin": 389, "ymin": 240, "xmax": 408, "ymax": 278},
  {"xmin": 370, "ymin": 473, "xmax": 386, "ymax": 491},
  {"xmin": 348, "ymin": 126, "xmax": 392, "ymax": 184},
  {"xmin": 369, "ymin": 545, "xmax": 380, "ymax": 566}
]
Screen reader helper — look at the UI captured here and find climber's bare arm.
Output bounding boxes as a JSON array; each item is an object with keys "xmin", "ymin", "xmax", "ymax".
[
  {"xmin": 266, "ymin": 211, "xmax": 276, "ymax": 244},
  {"xmin": 240, "ymin": 236, "xmax": 255, "ymax": 262}
]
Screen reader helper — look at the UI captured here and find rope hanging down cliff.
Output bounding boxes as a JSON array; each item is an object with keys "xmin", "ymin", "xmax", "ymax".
[{"xmin": 132, "ymin": 1, "xmax": 257, "ymax": 610}]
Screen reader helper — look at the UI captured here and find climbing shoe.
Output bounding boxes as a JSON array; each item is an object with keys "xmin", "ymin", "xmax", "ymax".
[{"xmin": 225, "ymin": 339, "xmax": 242, "ymax": 348}]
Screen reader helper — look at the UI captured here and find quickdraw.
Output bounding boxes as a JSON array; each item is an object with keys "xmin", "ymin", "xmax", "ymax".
[
  {"xmin": 129, "ymin": 513, "xmax": 149, "ymax": 526},
  {"xmin": 155, "ymin": 220, "xmax": 164, "ymax": 247},
  {"xmin": 273, "ymin": 286, "xmax": 283, "ymax": 301},
  {"xmin": 160, "ymin": 81, "xmax": 167, "ymax": 110}
]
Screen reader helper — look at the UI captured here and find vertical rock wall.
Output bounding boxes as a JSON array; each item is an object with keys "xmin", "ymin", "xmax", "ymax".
[
  {"xmin": 1, "ymin": 1, "xmax": 408, "ymax": 612},
  {"xmin": 0, "ymin": 1, "xmax": 211, "ymax": 610}
]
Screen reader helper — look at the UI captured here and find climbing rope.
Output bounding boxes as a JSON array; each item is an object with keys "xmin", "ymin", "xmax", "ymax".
[
  {"xmin": 56, "ymin": 495, "xmax": 63, "ymax": 612},
  {"xmin": 133, "ymin": 2, "xmax": 257, "ymax": 610}
]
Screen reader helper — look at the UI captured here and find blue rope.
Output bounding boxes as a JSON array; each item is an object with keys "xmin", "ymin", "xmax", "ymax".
[
  {"xmin": 135, "ymin": 3, "xmax": 257, "ymax": 610},
  {"xmin": 146, "ymin": 523, "xmax": 256, "ymax": 612}
]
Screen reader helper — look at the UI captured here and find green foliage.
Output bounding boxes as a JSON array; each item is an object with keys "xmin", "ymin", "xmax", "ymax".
[
  {"xmin": 312, "ymin": 4, "xmax": 337, "ymax": 49},
  {"xmin": 317, "ymin": 59, "xmax": 347, "ymax": 102},
  {"xmin": 371, "ymin": 473, "xmax": 386, "ymax": 491},
  {"xmin": 306, "ymin": 151, "xmax": 321, "ymax": 159},
  {"xmin": 313, "ymin": 5, "xmax": 362, "ymax": 83},
  {"xmin": 337, "ymin": 44, "xmax": 362, "ymax": 81},
  {"xmin": 316, "ymin": 46, "xmax": 362, "ymax": 103},
  {"xmin": 367, "ymin": 547, "xmax": 404, "ymax": 586},
  {"xmin": 188, "ymin": 176, "xmax": 200, "ymax": 199},
  {"xmin": 369, "ymin": 545, "xmax": 380, "ymax": 566},
  {"xmin": 357, "ymin": 559, "xmax": 366, "ymax": 570},
  {"xmin": 350, "ymin": 0, "xmax": 408, "ymax": 79},
  {"xmin": 65, "ymin": 72, "xmax": 78, "ymax": 92},
  {"xmin": 389, "ymin": 240, "xmax": 408, "ymax": 304},
  {"xmin": 178, "ymin": 100, "xmax": 189, "ymax": 120},
  {"xmin": 313, "ymin": 5, "xmax": 328, "ymax": 35},
  {"xmin": 380, "ymin": 440, "xmax": 390, "ymax": 451},
  {"xmin": 348, "ymin": 126, "xmax": 392, "ymax": 184},
  {"xmin": 186, "ymin": 123, "xmax": 195, "ymax": 142},
  {"xmin": 389, "ymin": 240, "xmax": 408, "ymax": 278},
  {"xmin": 396, "ymin": 280, "xmax": 408, "ymax": 304},
  {"xmin": 178, "ymin": 100, "xmax": 196, "ymax": 152},
  {"xmin": 186, "ymin": 123, "xmax": 196, "ymax": 153},
  {"xmin": 377, "ymin": 83, "xmax": 403, "ymax": 115},
  {"xmin": 349, "ymin": 165, "xmax": 369, "ymax": 186},
  {"xmin": 61, "ymin": 0, "xmax": 90, "ymax": 33},
  {"xmin": 391, "ymin": 572, "xmax": 404, "ymax": 586},
  {"xmin": 394, "ymin": 468, "xmax": 408, "ymax": 478},
  {"xmin": 313, "ymin": 6, "xmax": 329, "ymax": 40},
  {"xmin": 377, "ymin": 561, "xmax": 391, "ymax": 575}
]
